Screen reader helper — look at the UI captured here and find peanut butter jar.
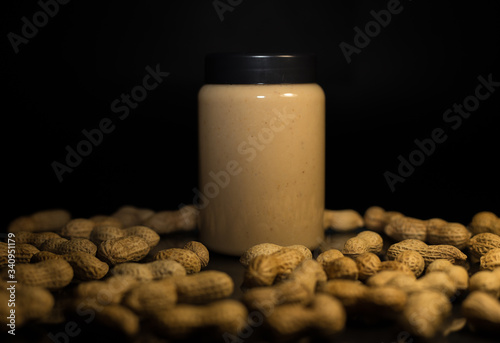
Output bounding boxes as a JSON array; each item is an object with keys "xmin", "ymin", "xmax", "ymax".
[{"xmin": 198, "ymin": 53, "xmax": 325, "ymax": 255}]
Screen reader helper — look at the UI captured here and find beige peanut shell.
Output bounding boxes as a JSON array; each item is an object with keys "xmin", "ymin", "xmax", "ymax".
[
  {"xmin": 111, "ymin": 205, "xmax": 155, "ymax": 227},
  {"xmin": 468, "ymin": 211, "xmax": 500, "ymax": 235},
  {"xmin": 342, "ymin": 231, "xmax": 383, "ymax": 259},
  {"xmin": 395, "ymin": 250, "xmax": 425, "ymax": 277},
  {"xmin": 244, "ymin": 247, "xmax": 307, "ymax": 287},
  {"xmin": 31, "ymin": 250, "xmax": 109, "ymax": 280},
  {"xmin": 60, "ymin": 218, "xmax": 96, "ymax": 239},
  {"xmin": 154, "ymin": 248, "xmax": 202, "ymax": 274},
  {"xmin": 142, "ymin": 205, "xmax": 199, "ymax": 235},
  {"xmin": 111, "ymin": 259, "xmax": 186, "ymax": 281},
  {"xmin": 469, "ymin": 233, "xmax": 500, "ymax": 259},
  {"xmin": 324, "ymin": 256, "xmax": 359, "ymax": 280},
  {"xmin": 469, "ymin": 269, "xmax": 500, "ymax": 298},
  {"xmin": 400, "ymin": 290, "xmax": 452, "ymax": 338},
  {"xmin": 480, "ymin": 248, "xmax": 500, "ymax": 271},
  {"xmin": 150, "ymin": 299, "xmax": 248, "ymax": 339},
  {"xmin": 14, "ymin": 231, "xmax": 62, "ymax": 248},
  {"xmin": 8, "ymin": 209, "xmax": 71, "ymax": 233},
  {"xmin": 363, "ymin": 206, "xmax": 404, "ymax": 232},
  {"xmin": 386, "ymin": 239, "xmax": 467, "ymax": 266},
  {"xmin": 265, "ymin": 293, "xmax": 346, "ymax": 337},
  {"xmin": 97, "ymin": 236, "xmax": 150, "ymax": 265},
  {"xmin": 462, "ymin": 291, "xmax": 500, "ymax": 331},
  {"xmin": 239, "ymin": 243, "xmax": 312, "ymax": 267},
  {"xmin": 323, "ymin": 209, "xmax": 364, "ymax": 231},
  {"xmin": 0, "ymin": 242, "xmax": 39, "ymax": 265},
  {"xmin": 14, "ymin": 259, "xmax": 74, "ymax": 290},
  {"xmin": 355, "ymin": 252, "xmax": 381, "ymax": 280}
]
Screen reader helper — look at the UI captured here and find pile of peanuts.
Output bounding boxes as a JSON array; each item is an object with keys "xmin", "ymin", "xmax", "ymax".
[{"xmin": 1, "ymin": 205, "xmax": 500, "ymax": 341}]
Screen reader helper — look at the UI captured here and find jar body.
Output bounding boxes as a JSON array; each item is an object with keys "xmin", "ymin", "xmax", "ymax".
[{"xmin": 198, "ymin": 83, "xmax": 325, "ymax": 256}]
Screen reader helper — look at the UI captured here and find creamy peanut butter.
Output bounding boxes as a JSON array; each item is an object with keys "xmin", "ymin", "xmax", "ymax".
[{"xmin": 198, "ymin": 82, "xmax": 325, "ymax": 255}]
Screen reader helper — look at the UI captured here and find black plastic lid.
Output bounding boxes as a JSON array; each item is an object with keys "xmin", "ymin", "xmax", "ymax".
[{"xmin": 204, "ymin": 53, "xmax": 317, "ymax": 84}]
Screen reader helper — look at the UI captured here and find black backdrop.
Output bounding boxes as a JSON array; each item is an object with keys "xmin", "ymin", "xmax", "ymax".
[{"xmin": 2, "ymin": 0, "xmax": 500, "ymax": 230}]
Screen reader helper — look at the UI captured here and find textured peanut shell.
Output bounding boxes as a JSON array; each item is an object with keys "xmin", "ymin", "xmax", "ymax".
[
  {"xmin": 469, "ymin": 233, "xmax": 500, "ymax": 259},
  {"xmin": 31, "ymin": 250, "xmax": 108, "ymax": 280},
  {"xmin": 427, "ymin": 222, "xmax": 471, "ymax": 249},
  {"xmin": 15, "ymin": 259, "xmax": 74, "ymax": 289},
  {"xmin": 14, "ymin": 231, "xmax": 62, "ymax": 248},
  {"xmin": 356, "ymin": 252, "xmax": 381, "ymax": 280},
  {"xmin": 480, "ymin": 248, "xmax": 500, "ymax": 271},
  {"xmin": 342, "ymin": 231, "xmax": 383, "ymax": 258},
  {"xmin": 64, "ymin": 251, "xmax": 109, "ymax": 280},
  {"xmin": 316, "ymin": 249, "xmax": 344, "ymax": 268},
  {"xmin": 97, "ymin": 236, "xmax": 150, "ymax": 265},
  {"xmin": 244, "ymin": 248, "xmax": 306, "ymax": 287},
  {"xmin": 60, "ymin": 218, "xmax": 95, "ymax": 239},
  {"xmin": 89, "ymin": 226, "xmax": 125, "ymax": 245},
  {"xmin": 395, "ymin": 250, "xmax": 425, "ymax": 277},
  {"xmin": 239, "ymin": 243, "xmax": 311, "ymax": 266},
  {"xmin": 387, "ymin": 239, "xmax": 467, "ymax": 266},
  {"xmin": 183, "ymin": 241, "xmax": 209, "ymax": 268},
  {"xmin": 122, "ymin": 226, "xmax": 160, "ymax": 248},
  {"xmin": 0, "ymin": 242, "xmax": 39, "ymax": 265},
  {"xmin": 324, "ymin": 256, "xmax": 359, "ymax": 280},
  {"xmin": 378, "ymin": 260, "xmax": 414, "ymax": 276},
  {"xmin": 242, "ymin": 260, "xmax": 325, "ymax": 310},
  {"xmin": 385, "ymin": 216, "xmax": 427, "ymax": 241},
  {"xmin": 154, "ymin": 248, "xmax": 202, "ymax": 274},
  {"xmin": 40, "ymin": 237, "xmax": 97, "ymax": 256}
]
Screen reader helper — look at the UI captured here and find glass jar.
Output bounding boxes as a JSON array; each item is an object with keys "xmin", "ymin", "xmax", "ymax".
[{"xmin": 197, "ymin": 53, "xmax": 325, "ymax": 256}]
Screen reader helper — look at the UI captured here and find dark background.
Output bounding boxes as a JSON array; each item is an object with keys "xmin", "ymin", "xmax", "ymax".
[{"xmin": 1, "ymin": 0, "xmax": 499, "ymax": 231}]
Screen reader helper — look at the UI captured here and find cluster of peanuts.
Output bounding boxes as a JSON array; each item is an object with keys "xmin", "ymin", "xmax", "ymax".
[
  {"xmin": 0, "ymin": 205, "xmax": 246, "ymax": 339},
  {"xmin": 1, "ymin": 205, "xmax": 500, "ymax": 341},
  {"xmin": 239, "ymin": 207, "xmax": 500, "ymax": 339}
]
